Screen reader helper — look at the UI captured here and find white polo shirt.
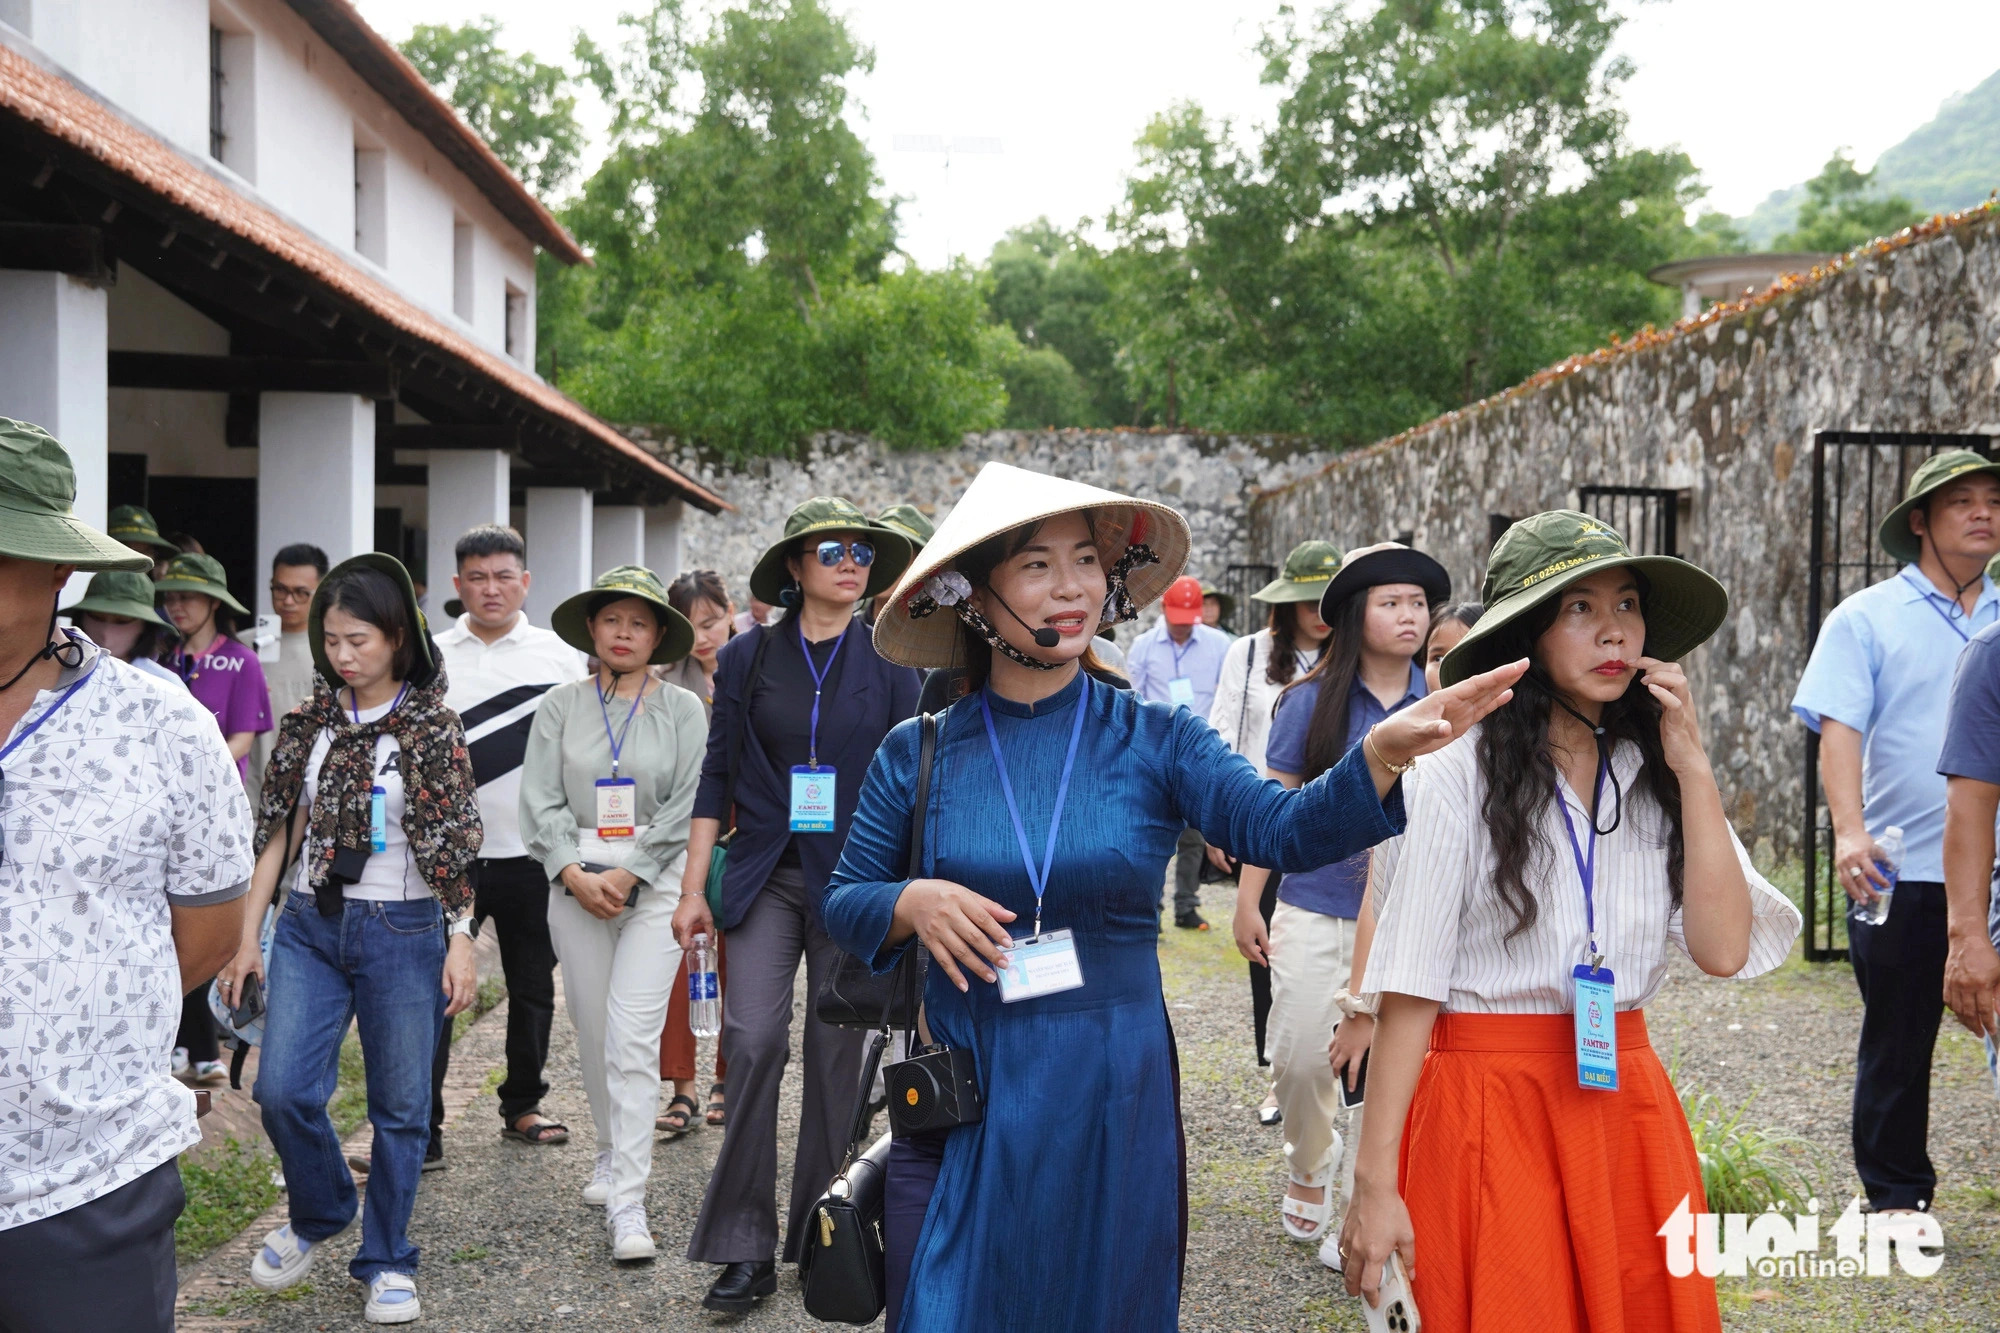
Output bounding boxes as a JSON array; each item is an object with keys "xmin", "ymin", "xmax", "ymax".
[{"xmin": 435, "ymin": 613, "xmax": 585, "ymax": 860}]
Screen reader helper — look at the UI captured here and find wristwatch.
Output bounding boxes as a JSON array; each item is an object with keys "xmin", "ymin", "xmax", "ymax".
[{"xmin": 447, "ymin": 916, "xmax": 477, "ymax": 940}]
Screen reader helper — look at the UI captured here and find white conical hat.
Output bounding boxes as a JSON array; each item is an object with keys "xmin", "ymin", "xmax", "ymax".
[{"xmin": 872, "ymin": 461, "xmax": 1191, "ymax": 669}]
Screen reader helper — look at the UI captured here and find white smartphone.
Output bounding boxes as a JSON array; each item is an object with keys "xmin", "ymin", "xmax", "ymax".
[{"xmin": 1361, "ymin": 1251, "xmax": 1421, "ymax": 1333}]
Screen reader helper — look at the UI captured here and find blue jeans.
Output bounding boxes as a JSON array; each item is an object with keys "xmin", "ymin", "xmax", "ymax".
[{"xmin": 255, "ymin": 894, "xmax": 446, "ymax": 1283}]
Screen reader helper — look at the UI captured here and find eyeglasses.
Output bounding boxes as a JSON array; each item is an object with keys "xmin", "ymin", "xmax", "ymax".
[
  {"xmin": 814, "ymin": 540, "xmax": 875, "ymax": 568},
  {"xmin": 268, "ymin": 583, "xmax": 316, "ymax": 604}
]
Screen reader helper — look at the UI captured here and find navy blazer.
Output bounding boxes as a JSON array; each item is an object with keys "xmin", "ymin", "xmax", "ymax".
[{"xmin": 694, "ymin": 616, "xmax": 921, "ymax": 929}]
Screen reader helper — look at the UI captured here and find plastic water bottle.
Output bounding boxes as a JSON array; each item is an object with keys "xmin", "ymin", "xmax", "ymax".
[
  {"xmin": 1856, "ymin": 825, "xmax": 1904, "ymax": 927},
  {"xmin": 687, "ymin": 933, "xmax": 721, "ymax": 1038}
]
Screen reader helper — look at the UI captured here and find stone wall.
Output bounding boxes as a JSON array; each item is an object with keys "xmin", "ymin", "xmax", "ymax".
[
  {"xmin": 635, "ymin": 428, "xmax": 1333, "ymax": 645},
  {"xmin": 1251, "ymin": 205, "xmax": 2000, "ymax": 858}
]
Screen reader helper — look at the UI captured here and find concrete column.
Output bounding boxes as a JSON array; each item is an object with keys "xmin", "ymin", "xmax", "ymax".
[
  {"xmin": 524, "ymin": 486, "xmax": 593, "ymax": 628},
  {"xmin": 259, "ymin": 393, "xmax": 374, "ymax": 579},
  {"xmin": 0, "ymin": 271, "xmax": 107, "ymax": 598},
  {"xmin": 591, "ymin": 504, "xmax": 645, "ymax": 576},
  {"xmin": 644, "ymin": 499, "xmax": 684, "ymax": 584},
  {"xmin": 426, "ymin": 448, "xmax": 510, "ymax": 601}
]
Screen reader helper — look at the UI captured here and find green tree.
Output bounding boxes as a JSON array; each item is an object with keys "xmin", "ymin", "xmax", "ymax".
[
  {"xmin": 986, "ymin": 220, "xmax": 1130, "ymax": 425},
  {"xmin": 1774, "ymin": 150, "xmax": 1925, "ymax": 253},
  {"xmin": 399, "ymin": 18, "xmax": 583, "ymax": 197}
]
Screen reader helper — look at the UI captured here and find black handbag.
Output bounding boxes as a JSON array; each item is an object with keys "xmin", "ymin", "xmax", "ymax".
[
  {"xmin": 814, "ymin": 711, "xmax": 936, "ymax": 1030},
  {"xmin": 798, "ymin": 1027, "xmax": 897, "ymax": 1323}
]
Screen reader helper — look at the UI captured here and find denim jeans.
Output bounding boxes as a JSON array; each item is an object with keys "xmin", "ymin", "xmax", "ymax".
[{"xmin": 255, "ymin": 893, "xmax": 446, "ymax": 1283}]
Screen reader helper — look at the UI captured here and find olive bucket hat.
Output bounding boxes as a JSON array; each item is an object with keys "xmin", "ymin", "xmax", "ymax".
[
  {"xmin": 106, "ymin": 505, "xmax": 177, "ymax": 557},
  {"xmin": 1438, "ymin": 510, "xmax": 1729, "ymax": 688},
  {"xmin": 66, "ymin": 570, "xmax": 173, "ymax": 627},
  {"xmin": 153, "ymin": 552, "xmax": 252, "ymax": 616},
  {"xmin": 1252, "ymin": 540, "xmax": 1343, "ymax": 602},
  {"xmin": 0, "ymin": 419, "xmax": 154, "ymax": 571},
  {"xmin": 1199, "ymin": 582, "xmax": 1235, "ymax": 621},
  {"xmin": 1878, "ymin": 449, "xmax": 2000, "ymax": 564},
  {"xmin": 551, "ymin": 565, "xmax": 694, "ymax": 666},
  {"xmin": 749, "ymin": 497, "xmax": 914, "ymax": 606},
  {"xmin": 875, "ymin": 503, "xmax": 936, "ymax": 551},
  {"xmin": 307, "ymin": 552, "xmax": 436, "ymax": 690}
]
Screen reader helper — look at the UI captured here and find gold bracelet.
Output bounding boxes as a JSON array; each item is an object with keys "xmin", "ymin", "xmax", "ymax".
[{"xmin": 1365, "ymin": 724, "xmax": 1417, "ymax": 775}]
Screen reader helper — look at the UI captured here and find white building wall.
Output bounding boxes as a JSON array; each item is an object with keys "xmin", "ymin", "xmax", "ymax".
[
  {"xmin": 259, "ymin": 392, "xmax": 374, "ymax": 575},
  {"xmin": 105, "ymin": 265, "xmax": 248, "ymax": 480},
  {"xmin": 0, "ymin": 270, "xmax": 109, "ymax": 542},
  {"xmin": 0, "ymin": 0, "xmax": 209, "ymax": 157}
]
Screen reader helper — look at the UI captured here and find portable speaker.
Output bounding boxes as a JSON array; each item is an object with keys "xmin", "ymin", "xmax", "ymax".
[{"xmin": 884, "ymin": 1044, "xmax": 983, "ymax": 1136}]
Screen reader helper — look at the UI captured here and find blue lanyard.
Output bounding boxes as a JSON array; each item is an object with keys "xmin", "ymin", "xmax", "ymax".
[
  {"xmin": 1554, "ymin": 754, "xmax": 1609, "ymax": 967},
  {"xmin": 347, "ymin": 680, "xmax": 410, "ymax": 725},
  {"xmin": 0, "ymin": 668, "xmax": 94, "ymax": 766},
  {"xmin": 1900, "ymin": 572, "xmax": 1982, "ymax": 644},
  {"xmin": 596, "ymin": 678, "xmax": 646, "ymax": 778},
  {"xmin": 1168, "ymin": 633, "xmax": 1194, "ymax": 677},
  {"xmin": 979, "ymin": 679, "xmax": 1089, "ymax": 936},
  {"xmin": 798, "ymin": 620, "xmax": 849, "ymax": 768}
]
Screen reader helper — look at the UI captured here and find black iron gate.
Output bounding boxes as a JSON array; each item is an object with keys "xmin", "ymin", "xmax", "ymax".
[
  {"xmin": 1221, "ymin": 563, "xmax": 1276, "ymax": 637},
  {"xmin": 1800, "ymin": 430, "xmax": 1995, "ymax": 961},
  {"xmin": 1577, "ymin": 485, "xmax": 1682, "ymax": 557}
]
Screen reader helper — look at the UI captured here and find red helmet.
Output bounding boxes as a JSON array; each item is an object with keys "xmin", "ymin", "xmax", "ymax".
[{"xmin": 1161, "ymin": 575, "xmax": 1204, "ymax": 625}]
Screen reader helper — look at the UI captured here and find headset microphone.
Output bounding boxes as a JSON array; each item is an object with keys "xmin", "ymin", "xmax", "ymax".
[{"xmin": 992, "ymin": 593, "xmax": 1061, "ymax": 649}]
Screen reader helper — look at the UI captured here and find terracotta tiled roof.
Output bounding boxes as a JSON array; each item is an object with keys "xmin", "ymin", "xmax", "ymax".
[
  {"xmin": 282, "ymin": 0, "xmax": 585, "ymax": 266},
  {"xmin": 0, "ymin": 40, "xmax": 727, "ymax": 512}
]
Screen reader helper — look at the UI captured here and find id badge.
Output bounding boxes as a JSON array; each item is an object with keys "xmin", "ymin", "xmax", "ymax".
[
  {"xmin": 789, "ymin": 765, "xmax": 836, "ymax": 832},
  {"xmin": 1167, "ymin": 676, "xmax": 1196, "ymax": 707},
  {"xmin": 1572, "ymin": 963, "xmax": 1618, "ymax": 1091},
  {"xmin": 996, "ymin": 929, "xmax": 1085, "ymax": 1003},
  {"xmin": 369, "ymin": 785, "xmax": 387, "ymax": 853},
  {"xmin": 595, "ymin": 777, "xmax": 638, "ymax": 839}
]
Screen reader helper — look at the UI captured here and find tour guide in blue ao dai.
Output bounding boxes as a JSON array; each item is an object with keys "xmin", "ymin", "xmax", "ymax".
[{"xmin": 821, "ymin": 462, "xmax": 1527, "ymax": 1333}]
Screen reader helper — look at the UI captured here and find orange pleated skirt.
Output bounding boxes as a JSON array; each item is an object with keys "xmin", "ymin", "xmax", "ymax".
[{"xmin": 1397, "ymin": 1011, "xmax": 1720, "ymax": 1333}]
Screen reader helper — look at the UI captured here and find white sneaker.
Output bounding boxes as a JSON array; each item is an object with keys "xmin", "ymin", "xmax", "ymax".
[
  {"xmin": 608, "ymin": 1201, "xmax": 657, "ymax": 1261},
  {"xmin": 248, "ymin": 1211, "xmax": 356, "ymax": 1291},
  {"xmin": 193, "ymin": 1059, "xmax": 229, "ymax": 1086},
  {"xmin": 582, "ymin": 1150, "xmax": 613, "ymax": 1207},
  {"xmin": 171, "ymin": 1047, "xmax": 191, "ymax": 1077},
  {"xmin": 364, "ymin": 1272, "xmax": 422, "ymax": 1324}
]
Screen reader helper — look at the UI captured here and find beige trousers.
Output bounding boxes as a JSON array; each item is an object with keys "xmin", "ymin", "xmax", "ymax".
[{"xmin": 1267, "ymin": 900, "xmax": 1364, "ymax": 1197}]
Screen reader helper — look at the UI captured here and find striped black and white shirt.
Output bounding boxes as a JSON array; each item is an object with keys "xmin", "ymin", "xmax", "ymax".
[
  {"xmin": 436, "ymin": 613, "xmax": 586, "ymax": 861},
  {"xmin": 1363, "ymin": 725, "xmax": 1800, "ymax": 1014}
]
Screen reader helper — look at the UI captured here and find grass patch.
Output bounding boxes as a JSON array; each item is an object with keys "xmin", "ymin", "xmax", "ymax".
[
  {"xmin": 182, "ymin": 1282, "xmax": 317, "ymax": 1318},
  {"xmin": 175, "ymin": 1137, "xmax": 281, "ymax": 1263},
  {"xmin": 453, "ymin": 974, "xmax": 508, "ymax": 1042},
  {"xmin": 450, "ymin": 1244, "xmax": 491, "ymax": 1263},
  {"xmin": 1679, "ymin": 1083, "xmax": 1824, "ymax": 1215}
]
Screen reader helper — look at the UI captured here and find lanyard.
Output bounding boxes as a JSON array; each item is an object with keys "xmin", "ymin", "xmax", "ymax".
[
  {"xmin": 1168, "ymin": 633, "xmax": 1195, "ymax": 677},
  {"xmin": 347, "ymin": 680, "xmax": 410, "ymax": 725},
  {"xmin": 596, "ymin": 678, "xmax": 647, "ymax": 778},
  {"xmin": 979, "ymin": 679, "xmax": 1089, "ymax": 936},
  {"xmin": 0, "ymin": 668, "xmax": 94, "ymax": 766},
  {"xmin": 798, "ymin": 620, "xmax": 849, "ymax": 768},
  {"xmin": 1554, "ymin": 754, "xmax": 1609, "ymax": 968},
  {"xmin": 1901, "ymin": 571, "xmax": 1982, "ymax": 643}
]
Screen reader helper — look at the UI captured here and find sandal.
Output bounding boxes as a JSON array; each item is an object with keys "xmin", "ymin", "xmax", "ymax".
[
  {"xmin": 501, "ymin": 1114, "xmax": 570, "ymax": 1145},
  {"xmin": 1280, "ymin": 1165, "xmax": 1334, "ymax": 1242},
  {"xmin": 656, "ymin": 1094, "xmax": 698, "ymax": 1136},
  {"xmin": 705, "ymin": 1081, "xmax": 727, "ymax": 1127}
]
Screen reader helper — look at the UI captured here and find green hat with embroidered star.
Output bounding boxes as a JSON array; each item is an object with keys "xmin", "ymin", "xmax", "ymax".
[
  {"xmin": 552, "ymin": 565, "xmax": 693, "ymax": 666},
  {"xmin": 1252, "ymin": 540, "xmax": 1343, "ymax": 603},
  {"xmin": 152, "ymin": 551, "xmax": 251, "ymax": 615},
  {"xmin": 1438, "ymin": 510, "xmax": 1728, "ymax": 688},
  {"xmin": 1878, "ymin": 449, "xmax": 2000, "ymax": 564},
  {"xmin": 105, "ymin": 504, "xmax": 176, "ymax": 556},
  {"xmin": 0, "ymin": 419, "xmax": 155, "ymax": 571},
  {"xmin": 749, "ymin": 496, "xmax": 914, "ymax": 606},
  {"xmin": 875, "ymin": 503, "xmax": 935, "ymax": 551},
  {"xmin": 66, "ymin": 569, "xmax": 173, "ymax": 627}
]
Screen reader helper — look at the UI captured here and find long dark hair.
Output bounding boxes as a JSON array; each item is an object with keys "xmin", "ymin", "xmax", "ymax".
[
  {"xmin": 1276, "ymin": 591, "xmax": 1370, "ymax": 782},
  {"xmin": 1265, "ymin": 601, "xmax": 1319, "ymax": 688},
  {"xmin": 950, "ymin": 515, "xmax": 1115, "ymax": 698},
  {"xmin": 1474, "ymin": 577, "xmax": 1683, "ymax": 942},
  {"xmin": 319, "ymin": 566, "xmax": 422, "ymax": 683}
]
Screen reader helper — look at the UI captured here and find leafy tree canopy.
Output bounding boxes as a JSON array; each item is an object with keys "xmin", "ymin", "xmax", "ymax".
[
  {"xmin": 1773, "ymin": 150, "xmax": 1926, "ymax": 254},
  {"xmin": 400, "ymin": 18, "xmax": 583, "ymax": 196}
]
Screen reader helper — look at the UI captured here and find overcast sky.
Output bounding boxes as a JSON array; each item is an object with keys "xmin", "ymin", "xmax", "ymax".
[{"xmin": 356, "ymin": 0, "xmax": 2000, "ymax": 269}]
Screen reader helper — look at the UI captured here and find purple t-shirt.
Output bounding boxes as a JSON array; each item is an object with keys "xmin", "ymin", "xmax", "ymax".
[{"xmin": 173, "ymin": 637, "xmax": 273, "ymax": 781}]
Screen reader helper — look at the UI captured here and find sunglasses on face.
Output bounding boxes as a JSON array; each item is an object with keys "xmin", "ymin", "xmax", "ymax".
[{"xmin": 814, "ymin": 540, "xmax": 875, "ymax": 568}]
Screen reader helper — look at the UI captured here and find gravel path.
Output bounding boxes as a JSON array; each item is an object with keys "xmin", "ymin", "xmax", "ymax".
[{"xmin": 188, "ymin": 877, "xmax": 1999, "ymax": 1331}]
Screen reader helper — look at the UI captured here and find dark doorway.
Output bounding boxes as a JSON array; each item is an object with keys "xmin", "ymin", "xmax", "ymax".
[
  {"xmin": 108, "ymin": 452, "xmax": 149, "ymax": 509},
  {"xmin": 1577, "ymin": 485, "xmax": 1682, "ymax": 557},
  {"xmin": 146, "ymin": 476, "xmax": 259, "ymax": 620}
]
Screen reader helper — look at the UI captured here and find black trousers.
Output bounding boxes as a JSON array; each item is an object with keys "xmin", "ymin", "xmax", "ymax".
[
  {"xmin": 1849, "ymin": 878, "xmax": 1948, "ymax": 1211},
  {"xmin": 883, "ymin": 1129, "xmax": 949, "ymax": 1333},
  {"xmin": 431, "ymin": 857, "xmax": 561, "ymax": 1147},
  {"xmin": 176, "ymin": 990, "xmax": 219, "ymax": 1063},
  {"xmin": 0, "ymin": 1160, "xmax": 183, "ymax": 1333},
  {"xmin": 1248, "ymin": 872, "xmax": 1280, "ymax": 1066}
]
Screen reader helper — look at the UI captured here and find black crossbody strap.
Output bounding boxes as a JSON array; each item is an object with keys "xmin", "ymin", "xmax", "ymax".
[{"xmin": 720, "ymin": 624, "xmax": 777, "ymax": 838}]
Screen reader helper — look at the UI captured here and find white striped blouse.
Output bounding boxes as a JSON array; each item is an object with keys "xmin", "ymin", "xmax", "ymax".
[{"xmin": 1361, "ymin": 725, "xmax": 1801, "ymax": 1014}]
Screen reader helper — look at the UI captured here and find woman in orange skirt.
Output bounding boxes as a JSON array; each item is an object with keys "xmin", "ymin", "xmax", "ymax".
[{"xmin": 1338, "ymin": 512, "xmax": 1802, "ymax": 1332}]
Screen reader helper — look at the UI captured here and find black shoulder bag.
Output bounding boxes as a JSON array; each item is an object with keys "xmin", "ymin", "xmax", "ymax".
[
  {"xmin": 814, "ymin": 712, "xmax": 935, "ymax": 1029},
  {"xmin": 704, "ymin": 625, "xmax": 775, "ymax": 919}
]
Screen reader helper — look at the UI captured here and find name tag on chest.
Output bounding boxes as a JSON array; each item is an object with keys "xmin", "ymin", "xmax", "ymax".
[
  {"xmin": 1167, "ymin": 676, "xmax": 1195, "ymax": 707},
  {"xmin": 595, "ymin": 777, "xmax": 637, "ymax": 839},
  {"xmin": 997, "ymin": 929, "xmax": 1085, "ymax": 1003},
  {"xmin": 1572, "ymin": 963, "xmax": 1619, "ymax": 1091},
  {"xmin": 789, "ymin": 765, "xmax": 836, "ymax": 832}
]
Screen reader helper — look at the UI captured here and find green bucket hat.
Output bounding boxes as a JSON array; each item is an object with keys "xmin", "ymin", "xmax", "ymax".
[
  {"xmin": 875, "ymin": 503, "xmax": 935, "ymax": 551},
  {"xmin": 153, "ymin": 552, "xmax": 251, "ymax": 616},
  {"xmin": 1199, "ymin": 582, "xmax": 1235, "ymax": 620},
  {"xmin": 106, "ymin": 504, "xmax": 176, "ymax": 556},
  {"xmin": 1252, "ymin": 540, "xmax": 1343, "ymax": 603},
  {"xmin": 1878, "ymin": 449, "xmax": 2000, "ymax": 564},
  {"xmin": 1439, "ymin": 510, "xmax": 1729, "ymax": 688},
  {"xmin": 308, "ymin": 552, "xmax": 435, "ymax": 689},
  {"xmin": 552, "ymin": 565, "xmax": 694, "ymax": 666},
  {"xmin": 749, "ymin": 497, "xmax": 914, "ymax": 606},
  {"xmin": 66, "ymin": 570, "xmax": 172, "ymax": 627},
  {"xmin": 0, "ymin": 419, "xmax": 154, "ymax": 572}
]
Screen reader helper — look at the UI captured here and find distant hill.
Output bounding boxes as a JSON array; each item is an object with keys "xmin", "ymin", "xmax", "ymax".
[{"xmin": 1739, "ymin": 67, "xmax": 2000, "ymax": 247}]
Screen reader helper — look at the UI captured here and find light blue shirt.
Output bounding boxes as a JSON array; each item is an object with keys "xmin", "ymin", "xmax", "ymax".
[
  {"xmin": 1126, "ymin": 621, "xmax": 1233, "ymax": 720},
  {"xmin": 1791, "ymin": 564, "xmax": 2000, "ymax": 881}
]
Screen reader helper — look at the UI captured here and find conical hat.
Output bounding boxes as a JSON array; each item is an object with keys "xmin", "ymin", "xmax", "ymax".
[{"xmin": 872, "ymin": 462, "xmax": 1191, "ymax": 668}]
